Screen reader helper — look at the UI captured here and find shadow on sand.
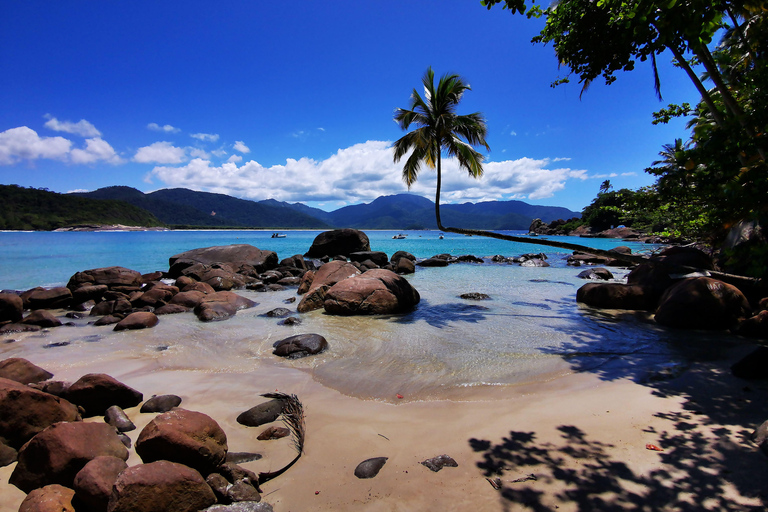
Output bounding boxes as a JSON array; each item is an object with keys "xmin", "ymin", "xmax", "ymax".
[{"xmin": 469, "ymin": 304, "xmax": 768, "ymax": 511}]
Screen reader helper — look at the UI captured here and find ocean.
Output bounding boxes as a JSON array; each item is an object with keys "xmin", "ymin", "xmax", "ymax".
[{"xmin": 0, "ymin": 229, "xmax": 702, "ymax": 401}]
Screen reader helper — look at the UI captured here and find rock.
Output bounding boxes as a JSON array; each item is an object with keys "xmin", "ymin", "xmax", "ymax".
[
  {"xmin": 23, "ymin": 287, "xmax": 73, "ymax": 310},
  {"xmin": 0, "ymin": 357, "xmax": 53, "ymax": 384},
  {"xmin": 73, "ymin": 456, "xmax": 128, "ymax": 512},
  {"xmin": 108, "ymin": 460, "xmax": 216, "ymax": 512},
  {"xmin": 652, "ymin": 246, "xmax": 714, "ymax": 272},
  {"xmin": 141, "ymin": 394, "xmax": 182, "ymax": 413},
  {"xmin": 731, "ymin": 347, "xmax": 768, "ymax": 380},
  {"xmin": 349, "ymin": 251, "xmax": 389, "ymax": 267},
  {"xmin": 420, "ymin": 454, "xmax": 458, "ymax": 472},
  {"xmin": 67, "ymin": 267, "xmax": 144, "ymax": 292},
  {"xmin": 354, "ymin": 457, "xmax": 388, "ymax": 479},
  {"xmin": 170, "ymin": 290, "xmax": 207, "ymax": 308},
  {"xmin": 577, "ymin": 268, "xmax": 614, "ymax": 280},
  {"xmin": 93, "ymin": 314, "xmax": 123, "ymax": 326},
  {"xmin": 168, "ymin": 244, "xmax": 278, "ymax": 278},
  {"xmin": 227, "ymin": 480, "xmax": 261, "ymax": 503},
  {"xmin": 296, "ymin": 270, "xmax": 314, "ymax": 294},
  {"xmin": 0, "ymin": 292, "xmax": 23, "ymax": 323},
  {"xmin": 735, "ymin": 310, "xmax": 768, "ymax": 340},
  {"xmin": 0, "ymin": 377, "xmax": 80, "ymax": 449},
  {"xmin": 194, "ymin": 291, "xmax": 257, "ymax": 322},
  {"xmin": 277, "ymin": 317, "xmax": 302, "ymax": 326},
  {"xmin": 71, "ymin": 284, "xmax": 109, "ymax": 305},
  {"xmin": 417, "ymin": 257, "xmax": 450, "ymax": 267},
  {"xmin": 113, "ymin": 312, "xmax": 159, "ymax": 331},
  {"xmin": 19, "ymin": 484, "xmax": 76, "ymax": 512},
  {"xmin": 751, "ymin": 419, "xmax": 768, "ymax": 456},
  {"xmin": 297, "ymin": 260, "xmax": 360, "ymax": 313},
  {"xmin": 323, "ymin": 269, "xmax": 420, "ymax": 315},
  {"xmin": 175, "ymin": 275, "xmax": 197, "ymax": 289},
  {"xmin": 182, "ymin": 281, "xmax": 216, "ymax": 294},
  {"xmin": 280, "ymin": 254, "xmax": 309, "ymax": 270},
  {"xmin": 272, "ymin": 334, "xmax": 328, "ymax": 358},
  {"xmin": 202, "ymin": 503, "xmax": 274, "ymax": 512},
  {"xmin": 105, "ymin": 405, "xmax": 136, "ymax": 432},
  {"xmin": 304, "ymin": 229, "xmax": 370, "ymax": 258},
  {"xmin": 0, "ymin": 323, "xmax": 42, "ymax": 334},
  {"xmin": 0, "ymin": 441, "xmax": 18, "ymax": 467},
  {"xmin": 655, "ymin": 277, "xmax": 751, "ymax": 330},
  {"xmin": 257, "ymin": 426, "xmax": 290, "ymax": 440},
  {"xmin": 64, "ymin": 373, "xmax": 143, "ymax": 417},
  {"xmin": 264, "ymin": 307, "xmax": 292, "ymax": 318},
  {"xmin": 132, "ymin": 283, "xmax": 177, "ymax": 308},
  {"xmin": 576, "ymin": 283, "xmax": 659, "ymax": 311},
  {"xmin": 225, "ymin": 453, "xmax": 263, "ymax": 464},
  {"xmin": 394, "ymin": 257, "xmax": 416, "ymax": 274},
  {"xmin": 236, "ymin": 400, "xmax": 284, "ymax": 428},
  {"xmin": 520, "ymin": 258, "xmax": 550, "ymax": 267},
  {"xmin": 11, "ymin": 422, "xmax": 128, "ymax": 493},
  {"xmin": 155, "ymin": 304, "xmax": 190, "ymax": 315},
  {"xmin": 135, "ymin": 409, "xmax": 228, "ymax": 475},
  {"xmin": 459, "ymin": 293, "xmax": 490, "ymax": 300}
]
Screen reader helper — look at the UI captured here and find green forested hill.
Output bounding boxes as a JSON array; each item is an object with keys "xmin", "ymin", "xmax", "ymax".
[{"xmin": 0, "ymin": 185, "xmax": 164, "ymax": 230}]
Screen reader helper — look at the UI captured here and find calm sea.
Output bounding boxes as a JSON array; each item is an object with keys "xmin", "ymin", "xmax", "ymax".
[{"xmin": 0, "ymin": 230, "xmax": 710, "ymax": 400}]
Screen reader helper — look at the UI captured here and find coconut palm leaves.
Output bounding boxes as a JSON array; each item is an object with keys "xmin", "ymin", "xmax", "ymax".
[{"xmin": 393, "ymin": 67, "xmax": 489, "ymax": 230}]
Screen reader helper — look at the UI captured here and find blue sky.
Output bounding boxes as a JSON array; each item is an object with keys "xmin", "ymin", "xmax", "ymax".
[{"xmin": 0, "ymin": 1, "xmax": 699, "ymax": 212}]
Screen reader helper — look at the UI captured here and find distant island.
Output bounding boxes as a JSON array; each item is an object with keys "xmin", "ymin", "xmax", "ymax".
[{"xmin": 0, "ymin": 184, "xmax": 580, "ymax": 231}]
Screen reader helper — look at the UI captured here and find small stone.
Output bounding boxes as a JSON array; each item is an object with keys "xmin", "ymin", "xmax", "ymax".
[
  {"xmin": 420, "ymin": 454, "xmax": 458, "ymax": 472},
  {"xmin": 264, "ymin": 308, "xmax": 292, "ymax": 318},
  {"xmin": 257, "ymin": 426, "xmax": 290, "ymax": 440},
  {"xmin": 354, "ymin": 457, "xmax": 388, "ymax": 479},
  {"xmin": 105, "ymin": 405, "xmax": 136, "ymax": 432},
  {"xmin": 140, "ymin": 394, "xmax": 182, "ymax": 413},
  {"xmin": 277, "ymin": 317, "xmax": 302, "ymax": 326},
  {"xmin": 459, "ymin": 293, "xmax": 490, "ymax": 300},
  {"xmin": 236, "ymin": 400, "xmax": 284, "ymax": 427}
]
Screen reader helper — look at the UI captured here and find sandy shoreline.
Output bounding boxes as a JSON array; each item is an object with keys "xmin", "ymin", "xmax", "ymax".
[{"xmin": 2, "ymin": 339, "xmax": 765, "ymax": 512}]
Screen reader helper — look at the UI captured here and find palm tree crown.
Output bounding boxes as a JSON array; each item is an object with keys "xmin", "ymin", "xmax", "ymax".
[{"xmin": 392, "ymin": 67, "xmax": 490, "ymax": 229}]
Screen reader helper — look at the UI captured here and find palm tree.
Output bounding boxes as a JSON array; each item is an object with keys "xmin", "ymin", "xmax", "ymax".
[
  {"xmin": 392, "ymin": 67, "xmax": 647, "ymax": 265},
  {"xmin": 393, "ymin": 67, "xmax": 489, "ymax": 231}
]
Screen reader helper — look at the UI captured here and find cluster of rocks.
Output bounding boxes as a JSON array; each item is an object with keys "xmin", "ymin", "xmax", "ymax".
[
  {"xmin": 0, "ymin": 357, "xmax": 287, "ymax": 512},
  {"xmin": 576, "ymin": 246, "xmax": 768, "ymax": 339}
]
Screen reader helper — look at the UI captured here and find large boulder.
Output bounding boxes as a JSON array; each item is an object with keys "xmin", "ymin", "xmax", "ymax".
[
  {"xmin": 297, "ymin": 260, "xmax": 360, "ymax": 313},
  {"xmin": 22, "ymin": 287, "xmax": 73, "ymax": 310},
  {"xmin": 135, "ymin": 409, "xmax": 228, "ymax": 475},
  {"xmin": 654, "ymin": 277, "xmax": 751, "ymax": 330},
  {"xmin": 0, "ymin": 357, "xmax": 53, "ymax": 384},
  {"xmin": 108, "ymin": 460, "xmax": 216, "ymax": 512},
  {"xmin": 735, "ymin": 310, "xmax": 768, "ymax": 340},
  {"xmin": 20, "ymin": 310, "xmax": 63, "ymax": 328},
  {"xmin": 323, "ymin": 269, "xmax": 420, "ymax": 315},
  {"xmin": 0, "ymin": 292, "xmax": 23, "ymax": 323},
  {"xmin": 349, "ymin": 251, "xmax": 388, "ymax": 267},
  {"xmin": 304, "ymin": 229, "xmax": 370, "ymax": 258},
  {"xmin": 73, "ymin": 456, "xmax": 129, "ymax": 512},
  {"xmin": 0, "ymin": 377, "xmax": 80, "ymax": 449},
  {"xmin": 170, "ymin": 290, "xmax": 208, "ymax": 308},
  {"xmin": 67, "ymin": 267, "xmax": 144, "ymax": 293},
  {"xmin": 18, "ymin": 484, "xmax": 76, "ymax": 512},
  {"xmin": 168, "ymin": 245, "xmax": 277, "ymax": 278},
  {"xmin": 576, "ymin": 283, "xmax": 659, "ymax": 311},
  {"xmin": 63, "ymin": 374, "xmax": 143, "ymax": 417},
  {"xmin": 114, "ymin": 312, "xmax": 159, "ymax": 331},
  {"xmin": 194, "ymin": 291, "xmax": 257, "ymax": 322},
  {"xmin": 10, "ymin": 422, "xmax": 129, "ymax": 493}
]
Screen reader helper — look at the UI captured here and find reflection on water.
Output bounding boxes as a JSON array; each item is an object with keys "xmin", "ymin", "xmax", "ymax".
[{"xmin": 1, "ymin": 263, "xmax": 736, "ymax": 402}]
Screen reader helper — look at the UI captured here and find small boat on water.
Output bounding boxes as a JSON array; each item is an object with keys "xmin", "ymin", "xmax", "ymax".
[
  {"xmin": 392, "ymin": 234, "xmax": 407, "ymax": 239},
  {"xmin": 271, "ymin": 233, "xmax": 286, "ymax": 238}
]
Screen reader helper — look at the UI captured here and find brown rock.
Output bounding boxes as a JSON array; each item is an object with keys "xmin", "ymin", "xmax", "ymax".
[
  {"xmin": 297, "ymin": 260, "xmax": 360, "ymax": 313},
  {"xmin": 257, "ymin": 426, "xmax": 290, "ymax": 440},
  {"xmin": 735, "ymin": 310, "xmax": 768, "ymax": 340},
  {"xmin": 170, "ymin": 290, "xmax": 207, "ymax": 308},
  {"xmin": 113, "ymin": 312, "xmax": 159, "ymax": 331},
  {"xmin": 323, "ymin": 269, "xmax": 420, "ymax": 315},
  {"xmin": 71, "ymin": 285, "xmax": 109, "ymax": 305},
  {"xmin": 73, "ymin": 456, "xmax": 128, "ymax": 512},
  {"xmin": 19, "ymin": 484, "xmax": 76, "ymax": 512},
  {"xmin": 107, "ymin": 460, "xmax": 216, "ymax": 512},
  {"xmin": 272, "ymin": 334, "xmax": 328, "ymax": 359},
  {"xmin": 194, "ymin": 291, "xmax": 257, "ymax": 322},
  {"xmin": 0, "ymin": 292, "xmax": 23, "ymax": 323},
  {"xmin": 155, "ymin": 304, "xmax": 190, "ymax": 315},
  {"xmin": 67, "ymin": 267, "xmax": 143, "ymax": 292},
  {"xmin": 304, "ymin": 229, "xmax": 370, "ymax": 258},
  {"xmin": 0, "ymin": 357, "xmax": 53, "ymax": 384},
  {"xmin": 11, "ymin": 422, "xmax": 128, "ymax": 493},
  {"xmin": 21, "ymin": 310, "xmax": 63, "ymax": 328},
  {"xmin": 655, "ymin": 277, "xmax": 751, "ymax": 330},
  {"xmin": 135, "ymin": 409, "xmax": 228, "ymax": 475},
  {"xmin": 296, "ymin": 270, "xmax": 314, "ymax": 295},
  {"xmin": 0, "ymin": 377, "xmax": 80, "ymax": 449},
  {"xmin": 181, "ymin": 281, "xmax": 216, "ymax": 294},
  {"xmin": 64, "ymin": 373, "xmax": 143, "ymax": 417},
  {"xmin": 576, "ymin": 282, "xmax": 659, "ymax": 311},
  {"xmin": 23, "ymin": 287, "xmax": 73, "ymax": 310},
  {"xmin": 168, "ymin": 244, "xmax": 277, "ymax": 278}
]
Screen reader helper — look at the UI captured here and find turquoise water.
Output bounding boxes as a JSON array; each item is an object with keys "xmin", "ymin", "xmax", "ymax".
[
  {"xmin": 0, "ymin": 229, "xmax": 656, "ymax": 290},
  {"xmin": 0, "ymin": 229, "xmax": 703, "ymax": 400}
]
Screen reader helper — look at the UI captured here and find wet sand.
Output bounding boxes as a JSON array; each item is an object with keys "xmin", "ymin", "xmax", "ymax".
[{"xmin": 1, "ymin": 340, "xmax": 765, "ymax": 512}]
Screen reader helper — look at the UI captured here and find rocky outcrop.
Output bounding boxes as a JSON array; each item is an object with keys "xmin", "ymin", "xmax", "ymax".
[
  {"xmin": 10, "ymin": 422, "xmax": 129, "ymax": 493},
  {"xmin": 135, "ymin": 409, "xmax": 228, "ymax": 475},
  {"xmin": 168, "ymin": 245, "xmax": 278, "ymax": 278},
  {"xmin": 654, "ymin": 277, "xmax": 751, "ymax": 330},
  {"xmin": 323, "ymin": 269, "xmax": 420, "ymax": 315},
  {"xmin": 304, "ymin": 229, "xmax": 370, "ymax": 258},
  {"xmin": 297, "ymin": 260, "xmax": 360, "ymax": 313},
  {"xmin": 0, "ymin": 377, "xmax": 80, "ymax": 449}
]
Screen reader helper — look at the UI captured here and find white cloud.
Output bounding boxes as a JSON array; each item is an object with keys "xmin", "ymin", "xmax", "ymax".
[
  {"xmin": 620, "ymin": 172, "xmax": 637, "ymax": 176},
  {"xmin": 0, "ymin": 126, "xmax": 71, "ymax": 164},
  {"xmin": 188, "ymin": 147, "xmax": 210, "ymax": 159},
  {"xmin": 43, "ymin": 115, "xmax": 101, "ymax": 137},
  {"xmin": 190, "ymin": 133, "xmax": 219, "ymax": 142},
  {"xmin": 148, "ymin": 140, "xmax": 589, "ymax": 205},
  {"xmin": 148, "ymin": 123, "xmax": 180, "ymax": 133},
  {"xmin": 211, "ymin": 148, "xmax": 228, "ymax": 158},
  {"xmin": 510, "ymin": 131, "xmax": 517, "ymax": 136},
  {"xmin": 233, "ymin": 141, "xmax": 250, "ymax": 153},
  {"xmin": 590, "ymin": 173, "xmax": 619, "ymax": 179},
  {"xmin": 70, "ymin": 138, "xmax": 123, "ymax": 165},
  {"xmin": 227, "ymin": 154, "xmax": 243, "ymax": 163},
  {"xmin": 133, "ymin": 141, "xmax": 186, "ymax": 164}
]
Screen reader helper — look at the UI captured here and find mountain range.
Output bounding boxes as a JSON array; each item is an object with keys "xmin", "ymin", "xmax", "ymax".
[{"xmin": 72, "ymin": 186, "xmax": 580, "ymax": 230}]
